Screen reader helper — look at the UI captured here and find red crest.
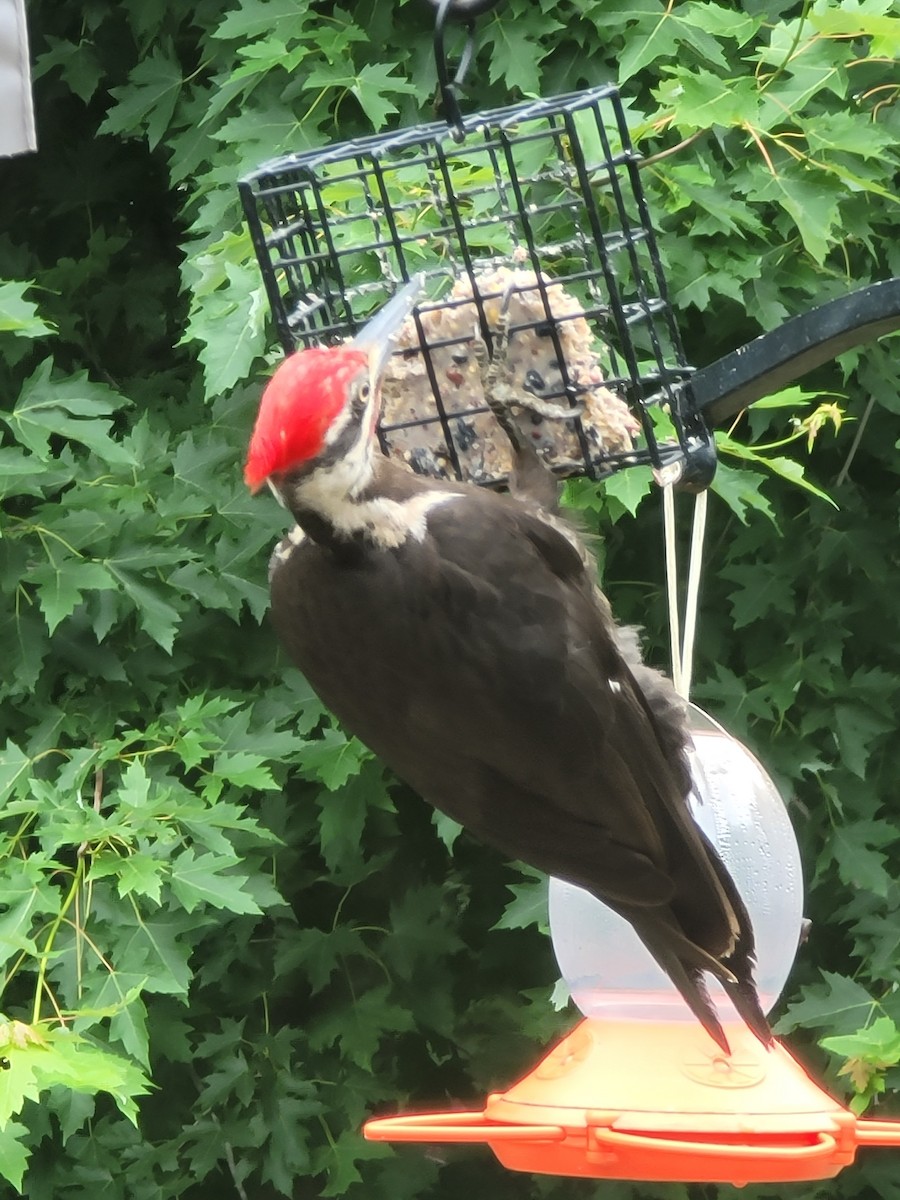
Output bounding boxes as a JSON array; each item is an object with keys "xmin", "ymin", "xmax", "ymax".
[{"xmin": 244, "ymin": 347, "xmax": 369, "ymax": 491}]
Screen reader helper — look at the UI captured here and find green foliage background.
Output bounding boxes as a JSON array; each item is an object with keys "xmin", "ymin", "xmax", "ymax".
[{"xmin": 1, "ymin": 0, "xmax": 898, "ymax": 1194}]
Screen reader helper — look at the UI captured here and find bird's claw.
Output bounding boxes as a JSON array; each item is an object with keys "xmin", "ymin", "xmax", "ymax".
[{"xmin": 473, "ymin": 289, "xmax": 584, "ymax": 426}]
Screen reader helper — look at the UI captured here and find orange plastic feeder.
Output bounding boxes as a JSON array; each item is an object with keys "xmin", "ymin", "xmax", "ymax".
[
  {"xmin": 364, "ymin": 714, "xmax": 900, "ymax": 1183},
  {"xmin": 364, "ymin": 1017, "xmax": 900, "ymax": 1185}
]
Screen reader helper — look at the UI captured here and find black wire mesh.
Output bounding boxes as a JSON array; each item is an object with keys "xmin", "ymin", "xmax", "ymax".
[{"xmin": 239, "ymin": 84, "xmax": 708, "ymax": 486}]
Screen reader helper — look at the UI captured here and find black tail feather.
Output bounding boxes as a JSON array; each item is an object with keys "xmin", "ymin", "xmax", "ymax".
[
  {"xmin": 673, "ymin": 965, "xmax": 732, "ymax": 1056},
  {"xmin": 717, "ymin": 941, "xmax": 773, "ymax": 1048},
  {"xmin": 694, "ymin": 829, "xmax": 774, "ymax": 1048},
  {"xmin": 631, "ymin": 919, "xmax": 732, "ymax": 1054}
]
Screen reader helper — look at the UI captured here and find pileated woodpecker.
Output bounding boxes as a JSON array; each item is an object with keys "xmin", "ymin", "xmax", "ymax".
[{"xmin": 245, "ymin": 281, "xmax": 770, "ymax": 1055}]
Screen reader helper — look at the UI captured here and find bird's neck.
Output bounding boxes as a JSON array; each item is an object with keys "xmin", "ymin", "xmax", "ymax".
[{"xmin": 283, "ymin": 454, "xmax": 462, "ymax": 552}]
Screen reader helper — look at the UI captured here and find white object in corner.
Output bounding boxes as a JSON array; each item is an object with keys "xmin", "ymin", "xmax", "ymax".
[{"xmin": 0, "ymin": 0, "xmax": 37, "ymax": 157}]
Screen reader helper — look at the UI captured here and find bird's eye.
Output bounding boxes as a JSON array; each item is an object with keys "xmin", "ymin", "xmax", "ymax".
[{"xmin": 349, "ymin": 381, "xmax": 372, "ymax": 416}]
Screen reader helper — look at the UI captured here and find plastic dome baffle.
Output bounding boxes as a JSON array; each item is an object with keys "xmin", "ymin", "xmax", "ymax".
[{"xmin": 364, "ymin": 713, "xmax": 900, "ymax": 1185}]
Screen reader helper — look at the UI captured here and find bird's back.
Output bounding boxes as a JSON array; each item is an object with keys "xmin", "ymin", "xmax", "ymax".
[{"xmin": 269, "ymin": 465, "xmax": 739, "ymax": 957}]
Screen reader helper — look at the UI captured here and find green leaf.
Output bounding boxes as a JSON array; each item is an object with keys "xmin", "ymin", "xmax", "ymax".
[
  {"xmin": 719, "ymin": 562, "xmax": 795, "ymax": 629},
  {"xmin": 620, "ymin": 4, "xmax": 736, "ymax": 82},
  {"xmin": 106, "ymin": 566, "xmax": 181, "ymax": 652},
  {"xmin": 34, "ymin": 1030, "xmax": 151, "ymax": 1125},
  {"xmin": 830, "ymin": 826, "xmax": 892, "ymax": 897},
  {"xmin": 709, "ymin": 460, "xmax": 776, "ymax": 525},
  {"xmin": 833, "ymin": 703, "xmax": 893, "ymax": 779},
  {"xmin": 758, "ymin": 455, "xmax": 835, "ymax": 504},
  {"xmin": 800, "ymin": 110, "xmax": 899, "ymax": 161},
  {"xmin": 307, "ymin": 985, "xmax": 415, "ymax": 1070},
  {"xmin": 431, "ymin": 809, "xmax": 463, "ymax": 852},
  {"xmin": 212, "ymin": 0, "xmax": 314, "ymax": 42},
  {"xmin": 655, "ymin": 70, "xmax": 760, "ymax": 132},
  {"xmin": 315, "ymin": 765, "xmax": 380, "ymax": 875},
  {"xmin": 754, "ymin": 169, "xmax": 842, "ymax": 265},
  {"xmin": 717, "ymin": 429, "xmax": 836, "ymax": 507},
  {"xmin": 484, "ymin": 22, "xmax": 559, "ymax": 94},
  {"xmin": 493, "ymin": 869, "xmax": 549, "ymax": 933},
  {"xmin": 0, "ymin": 281, "xmax": 55, "ymax": 339},
  {"xmin": 820, "ymin": 1015, "xmax": 900, "ymax": 1111},
  {"xmin": 807, "ymin": 2, "xmax": 900, "ymax": 58},
  {"xmin": 821, "ymin": 1016, "xmax": 900, "ymax": 1063},
  {"xmin": 112, "ymin": 914, "xmax": 194, "ymax": 998},
  {"xmin": 601, "ymin": 466, "xmax": 655, "ymax": 518},
  {"xmin": 775, "ymin": 972, "xmax": 876, "ymax": 1035},
  {"xmin": 348, "ymin": 63, "xmax": 418, "ymax": 131},
  {"xmin": 52, "ymin": 1088, "xmax": 96, "ymax": 1141},
  {"xmin": 0, "ymin": 741, "xmax": 31, "ymax": 803},
  {"xmin": 0, "ymin": 1024, "xmax": 150, "ymax": 1130},
  {"xmin": 274, "ymin": 925, "xmax": 369, "ymax": 995},
  {"xmin": 31, "ymin": 559, "xmax": 114, "ymax": 634},
  {"xmin": 758, "ymin": 45, "xmax": 849, "ymax": 121},
  {"xmin": 33, "ymin": 35, "xmax": 103, "ymax": 104},
  {"xmin": 181, "ymin": 233, "xmax": 270, "ymax": 398},
  {"xmin": 681, "ymin": 3, "xmax": 762, "ymax": 45},
  {"xmin": 99, "ymin": 50, "xmax": 183, "ymax": 150},
  {"xmin": 168, "ymin": 849, "xmax": 262, "ymax": 915},
  {"xmin": 3, "ymin": 361, "xmax": 132, "ymax": 463},
  {"xmin": 302, "ymin": 62, "xmax": 417, "ymax": 131},
  {"xmin": 301, "ymin": 729, "xmax": 370, "ymax": 791},
  {"xmin": 318, "ymin": 1128, "xmax": 391, "ymax": 1198},
  {"xmin": 202, "ymin": 751, "xmax": 278, "ymax": 802},
  {"xmin": 0, "ymin": 1121, "xmax": 30, "ymax": 1192},
  {"xmin": 386, "ymin": 885, "xmax": 465, "ymax": 980},
  {"xmin": 109, "ymin": 993, "xmax": 150, "ymax": 1068},
  {"xmin": 116, "ymin": 853, "xmax": 166, "ymax": 903}
]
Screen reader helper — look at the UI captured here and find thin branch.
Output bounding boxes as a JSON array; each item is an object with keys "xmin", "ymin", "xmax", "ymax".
[
  {"xmin": 743, "ymin": 122, "xmax": 778, "ymax": 176},
  {"xmin": 223, "ymin": 1140, "xmax": 249, "ymax": 1200},
  {"xmin": 835, "ymin": 395, "xmax": 875, "ymax": 487},
  {"xmin": 639, "ymin": 130, "xmax": 706, "ymax": 170},
  {"xmin": 759, "ymin": 0, "xmax": 813, "ymax": 93},
  {"xmin": 77, "ymin": 764, "xmax": 104, "ymax": 860}
]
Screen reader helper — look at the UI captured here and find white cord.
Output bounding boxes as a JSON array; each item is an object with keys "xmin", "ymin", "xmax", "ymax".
[
  {"xmin": 662, "ymin": 483, "xmax": 683, "ymax": 698},
  {"xmin": 680, "ymin": 488, "xmax": 708, "ymax": 699},
  {"xmin": 662, "ymin": 484, "xmax": 708, "ymax": 701}
]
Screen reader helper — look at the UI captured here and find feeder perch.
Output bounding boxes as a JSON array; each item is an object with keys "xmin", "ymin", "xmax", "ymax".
[
  {"xmin": 364, "ymin": 1022, "xmax": 900, "ymax": 1186},
  {"xmin": 363, "ymin": 712, "xmax": 900, "ymax": 1185}
]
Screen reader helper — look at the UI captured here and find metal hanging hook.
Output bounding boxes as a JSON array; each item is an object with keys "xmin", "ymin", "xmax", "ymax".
[
  {"xmin": 423, "ymin": 0, "xmax": 503, "ymax": 139},
  {"xmin": 421, "ymin": 0, "xmax": 503, "ymax": 15}
]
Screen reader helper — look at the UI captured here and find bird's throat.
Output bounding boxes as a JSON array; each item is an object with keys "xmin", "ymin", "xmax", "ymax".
[{"xmin": 282, "ymin": 455, "xmax": 462, "ymax": 553}]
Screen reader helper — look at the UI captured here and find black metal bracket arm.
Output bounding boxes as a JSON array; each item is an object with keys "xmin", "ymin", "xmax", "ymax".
[{"xmin": 688, "ymin": 277, "xmax": 900, "ymax": 426}]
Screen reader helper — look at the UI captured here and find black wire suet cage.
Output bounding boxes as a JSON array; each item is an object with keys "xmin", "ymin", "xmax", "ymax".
[{"xmin": 239, "ymin": 86, "xmax": 714, "ymax": 489}]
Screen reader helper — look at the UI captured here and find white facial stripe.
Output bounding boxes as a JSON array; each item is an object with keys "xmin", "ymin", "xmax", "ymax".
[
  {"xmin": 286, "ymin": 472, "xmax": 461, "ymax": 550},
  {"xmin": 303, "ymin": 419, "xmax": 377, "ymax": 506},
  {"xmin": 323, "ymin": 402, "xmax": 353, "ymax": 446},
  {"xmin": 267, "ymin": 478, "xmax": 288, "ymax": 508},
  {"xmin": 322, "ymin": 373, "xmax": 377, "ymax": 450},
  {"xmin": 269, "ymin": 523, "xmax": 307, "ymax": 577},
  {"xmin": 350, "ymin": 491, "xmax": 462, "ymax": 549}
]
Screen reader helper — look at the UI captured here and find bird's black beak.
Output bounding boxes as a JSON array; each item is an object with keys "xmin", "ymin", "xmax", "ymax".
[{"xmin": 352, "ymin": 275, "xmax": 425, "ymax": 392}]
